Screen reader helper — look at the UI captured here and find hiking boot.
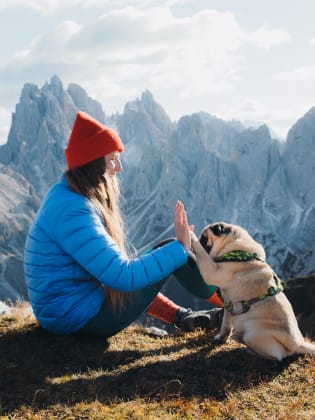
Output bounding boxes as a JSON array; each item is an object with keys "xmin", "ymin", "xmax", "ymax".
[{"xmin": 174, "ymin": 307, "xmax": 223, "ymax": 332}]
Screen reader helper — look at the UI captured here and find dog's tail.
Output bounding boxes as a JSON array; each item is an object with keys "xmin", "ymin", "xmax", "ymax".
[{"xmin": 295, "ymin": 340, "xmax": 315, "ymax": 356}]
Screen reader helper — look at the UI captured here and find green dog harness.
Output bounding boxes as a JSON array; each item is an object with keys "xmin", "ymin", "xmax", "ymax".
[
  {"xmin": 215, "ymin": 250, "xmax": 284, "ymax": 316},
  {"xmin": 214, "ymin": 250, "xmax": 265, "ymax": 263}
]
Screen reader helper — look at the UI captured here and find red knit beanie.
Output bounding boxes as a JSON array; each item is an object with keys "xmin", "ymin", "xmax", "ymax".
[{"xmin": 65, "ymin": 111, "xmax": 124, "ymax": 170}]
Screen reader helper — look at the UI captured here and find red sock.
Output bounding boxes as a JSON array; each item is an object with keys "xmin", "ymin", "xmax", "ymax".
[
  {"xmin": 207, "ymin": 291, "xmax": 224, "ymax": 307},
  {"xmin": 147, "ymin": 293, "xmax": 179, "ymax": 324}
]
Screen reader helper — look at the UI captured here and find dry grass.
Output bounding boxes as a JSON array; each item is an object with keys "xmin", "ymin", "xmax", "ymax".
[{"xmin": 0, "ymin": 302, "xmax": 314, "ymax": 419}]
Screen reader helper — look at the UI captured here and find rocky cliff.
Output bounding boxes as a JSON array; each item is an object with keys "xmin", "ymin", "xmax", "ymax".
[
  {"xmin": 0, "ymin": 164, "xmax": 39, "ymax": 300},
  {"xmin": 0, "ymin": 75, "xmax": 314, "ymax": 302}
]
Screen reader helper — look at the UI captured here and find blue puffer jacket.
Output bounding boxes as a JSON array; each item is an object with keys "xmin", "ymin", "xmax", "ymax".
[{"xmin": 24, "ymin": 175, "xmax": 188, "ymax": 334}]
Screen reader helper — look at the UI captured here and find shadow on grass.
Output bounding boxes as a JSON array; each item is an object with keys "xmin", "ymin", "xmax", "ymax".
[{"xmin": 0, "ymin": 322, "xmax": 298, "ymax": 414}]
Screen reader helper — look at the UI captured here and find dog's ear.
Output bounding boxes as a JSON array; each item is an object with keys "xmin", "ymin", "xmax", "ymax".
[{"xmin": 210, "ymin": 223, "xmax": 231, "ymax": 236}]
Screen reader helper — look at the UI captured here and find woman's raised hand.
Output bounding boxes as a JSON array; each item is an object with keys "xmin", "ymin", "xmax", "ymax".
[{"xmin": 174, "ymin": 201, "xmax": 194, "ymax": 252}]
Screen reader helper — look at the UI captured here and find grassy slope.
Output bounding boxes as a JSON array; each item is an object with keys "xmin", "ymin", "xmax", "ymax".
[{"xmin": 0, "ymin": 303, "xmax": 314, "ymax": 419}]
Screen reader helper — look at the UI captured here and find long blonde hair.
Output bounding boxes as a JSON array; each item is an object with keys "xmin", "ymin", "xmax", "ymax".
[{"xmin": 66, "ymin": 156, "xmax": 129, "ymax": 309}]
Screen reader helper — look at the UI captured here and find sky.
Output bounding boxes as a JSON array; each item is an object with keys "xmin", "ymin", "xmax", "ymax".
[{"xmin": 1, "ymin": 0, "xmax": 315, "ymax": 143}]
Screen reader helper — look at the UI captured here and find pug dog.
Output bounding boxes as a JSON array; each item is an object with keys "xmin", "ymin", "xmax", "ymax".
[{"xmin": 190, "ymin": 222, "xmax": 315, "ymax": 361}]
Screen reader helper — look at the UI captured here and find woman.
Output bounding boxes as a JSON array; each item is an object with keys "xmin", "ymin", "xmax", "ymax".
[{"xmin": 24, "ymin": 111, "xmax": 222, "ymax": 337}]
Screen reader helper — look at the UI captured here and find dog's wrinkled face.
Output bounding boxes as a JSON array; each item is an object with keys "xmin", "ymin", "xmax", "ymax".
[
  {"xmin": 199, "ymin": 222, "xmax": 232, "ymax": 254},
  {"xmin": 198, "ymin": 221, "xmax": 265, "ymax": 259}
]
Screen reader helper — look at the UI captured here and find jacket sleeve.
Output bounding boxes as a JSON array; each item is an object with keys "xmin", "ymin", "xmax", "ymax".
[{"xmin": 54, "ymin": 197, "xmax": 188, "ymax": 291}]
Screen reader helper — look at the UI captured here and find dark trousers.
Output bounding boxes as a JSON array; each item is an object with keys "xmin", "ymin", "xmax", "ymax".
[{"xmin": 79, "ymin": 248, "xmax": 216, "ymax": 337}]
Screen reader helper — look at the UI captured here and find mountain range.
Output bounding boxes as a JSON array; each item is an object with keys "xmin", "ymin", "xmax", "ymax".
[{"xmin": 0, "ymin": 75, "xmax": 314, "ymax": 304}]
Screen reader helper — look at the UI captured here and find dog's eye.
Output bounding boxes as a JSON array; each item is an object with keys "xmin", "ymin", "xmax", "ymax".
[{"xmin": 210, "ymin": 223, "xmax": 231, "ymax": 236}]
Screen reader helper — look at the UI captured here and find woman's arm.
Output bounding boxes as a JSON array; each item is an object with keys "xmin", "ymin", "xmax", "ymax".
[{"xmin": 55, "ymin": 198, "xmax": 188, "ymax": 292}]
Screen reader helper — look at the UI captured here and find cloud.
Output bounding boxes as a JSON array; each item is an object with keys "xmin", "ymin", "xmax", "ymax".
[
  {"xmin": 0, "ymin": 0, "xmax": 104, "ymax": 14},
  {"xmin": 245, "ymin": 24, "xmax": 291, "ymax": 50},
  {"xmin": 273, "ymin": 66, "xmax": 315, "ymax": 82},
  {"xmin": 221, "ymin": 98, "xmax": 312, "ymax": 139},
  {"xmin": 0, "ymin": 0, "xmax": 60, "ymax": 14},
  {"xmin": 25, "ymin": 21, "xmax": 81, "ymax": 60},
  {"xmin": 0, "ymin": 2, "xmax": 297, "ymax": 142},
  {"xmin": 3, "ymin": 5, "xmax": 288, "ymax": 104},
  {"xmin": 0, "ymin": 106, "xmax": 11, "ymax": 144},
  {"xmin": 1, "ymin": 7, "xmax": 245, "ymax": 107},
  {"xmin": 0, "ymin": 0, "xmax": 177, "ymax": 14}
]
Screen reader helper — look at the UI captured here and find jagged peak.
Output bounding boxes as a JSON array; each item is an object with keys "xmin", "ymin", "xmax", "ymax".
[
  {"xmin": 246, "ymin": 123, "xmax": 271, "ymax": 137},
  {"xmin": 19, "ymin": 76, "xmax": 64, "ymax": 102},
  {"xmin": 122, "ymin": 90, "xmax": 174, "ymax": 137},
  {"xmin": 67, "ymin": 82, "xmax": 88, "ymax": 97},
  {"xmin": 50, "ymin": 74, "xmax": 63, "ymax": 87},
  {"xmin": 42, "ymin": 75, "xmax": 64, "ymax": 99},
  {"xmin": 178, "ymin": 111, "xmax": 243, "ymax": 131},
  {"xmin": 140, "ymin": 89, "xmax": 154, "ymax": 104},
  {"xmin": 20, "ymin": 82, "xmax": 41, "ymax": 101},
  {"xmin": 125, "ymin": 90, "xmax": 167, "ymax": 116},
  {"xmin": 302, "ymin": 105, "xmax": 315, "ymax": 119},
  {"xmin": 286, "ymin": 105, "xmax": 315, "ymax": 143},
  {"xmin": 67, "ymin": 83, "xmax": 105, "ymax": 122}
]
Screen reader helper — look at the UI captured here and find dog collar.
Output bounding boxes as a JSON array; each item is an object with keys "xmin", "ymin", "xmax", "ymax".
[
  {"xmin": 218, "ymin": 274, "xmax": 284, "ymax": 316},
  {"xmin": 215, "ymin": 250, "xmax": 264, "ymax": 263}
]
